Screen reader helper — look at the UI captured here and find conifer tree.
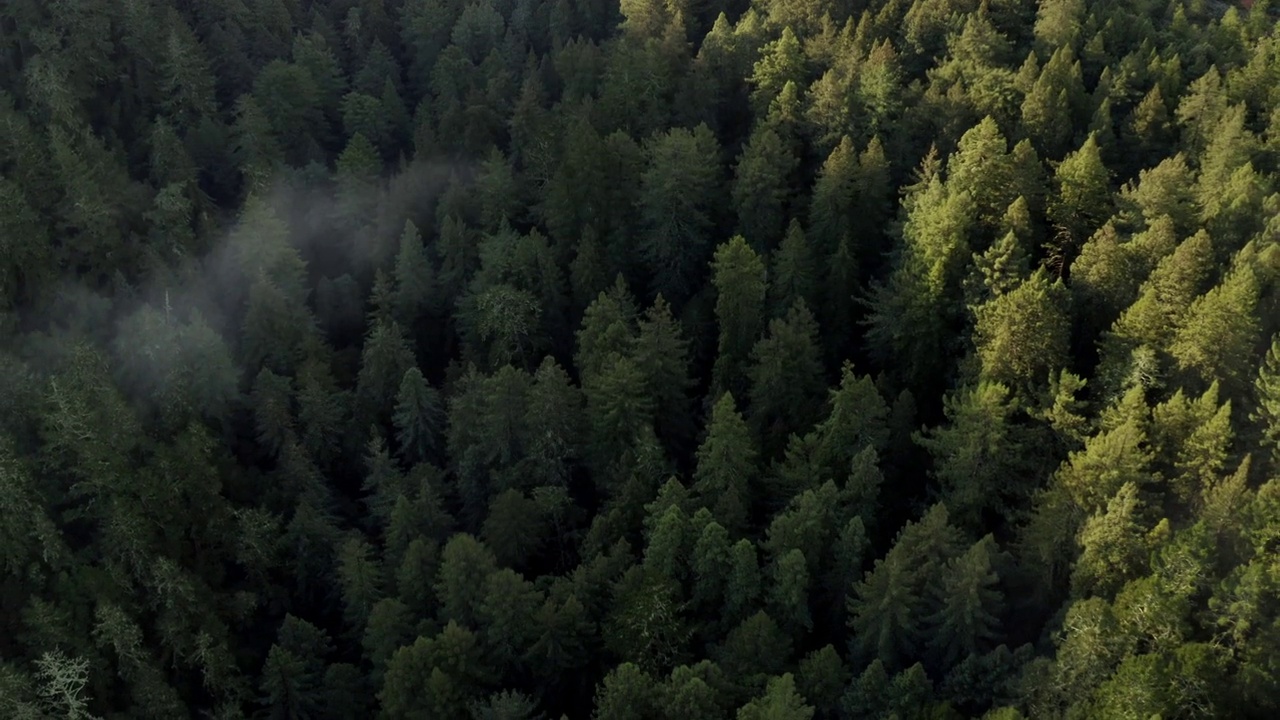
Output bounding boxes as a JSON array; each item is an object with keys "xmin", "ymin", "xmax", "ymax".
[
  {"xmin": 639, "ymin": 124, "xmax": 723, "ymax": 301},
  {"xmin": 947, "ymin": 117, "xmax": 1016, "ymax": 231},
  {"xmin": 769, "ymin": 220, "xmax": 818, "ymax": 317},
  {"xmin": 1251, "ymin": 335, "xmax": 1280, "ymax": 471},
  {"xmin": 1169, "ymin": 265, "xmax": 1261, "ymax": 395},
  {"xmin": 916, "ymin": 382, "xmax": 1027, "ymax": 530},
  {"xmin": 1072, "ymin": 482, "xmax": 1156, "ymax": 598},
  {"xmin": 733, "ymin": 125, "xmax": 797, "ymax": 249},
  {"xmin": 971, "ymin": 269, "xmax": 1071, "ymax": 391},
  {"xmin": 848, "ymin": 505, "xmax": 964, "ymax": 668},
  {"xmin": 694, "ymin": 393, "xmax": 758, "ymax": 537},
  {"xmin": 808, "ymin": 136, "xmax": 858, "ymax": 256},
  {"xmin": 712, "ymin": 236, "xmax": 768, "ymax": 399},
  {"xmin": 633, "ymin": 297, "xmax": 695, "ymax": 453},
  {"xmin": 737, "ymin": 673, "xmax": 815, "ymax": 720},
  {"xmin": 1048, "ymin": 133, "xmax": 1111, "ymax": 247},
  {"xmin": 925, "ymin": 535, "xmax": 1005, "ymax": 668},
  {"xmin": 748, "ymin": 301, "xmax": 826, "ymax": 448},
  {"xmin": 393, "ymin": 367, "xmax": 444, "ymax": 466}
]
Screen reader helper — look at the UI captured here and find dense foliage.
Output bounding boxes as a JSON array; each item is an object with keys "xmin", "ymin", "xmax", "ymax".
[{"xmin": 2, "ymin": 0, "xmax": 1280, "ymax": 717}]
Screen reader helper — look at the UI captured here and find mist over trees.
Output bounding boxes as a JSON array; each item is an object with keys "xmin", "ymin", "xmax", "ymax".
[{"xmin": 2, "ymin": 0, "xmax": 1280, "ymax": 718}]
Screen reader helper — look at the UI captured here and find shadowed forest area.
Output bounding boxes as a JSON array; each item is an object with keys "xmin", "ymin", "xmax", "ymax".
[{"xmin": 2, "ymin": 0, "xmax": 1280, "ymax": 717}]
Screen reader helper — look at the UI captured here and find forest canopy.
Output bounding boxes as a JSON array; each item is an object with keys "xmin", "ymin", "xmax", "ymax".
[{"xmin": 2, "ymin": 0, "xmax": 1280, "ymax": 718}]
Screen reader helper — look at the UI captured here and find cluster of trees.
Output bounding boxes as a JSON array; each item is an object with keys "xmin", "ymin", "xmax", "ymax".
[{"xmin": 2, "ymin": 0, "xmax": 1280, "ymax": 717}]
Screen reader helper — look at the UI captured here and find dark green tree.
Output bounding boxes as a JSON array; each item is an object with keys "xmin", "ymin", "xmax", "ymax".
[
  {"xmin": 694, "ymin": 393, "xmax": 758, "ymax": 537},
  {"xmin": 712, "ymin": 236, "xmax": 768, "ymax": 399},
  {"xmin": 748, "ymin": 301, "xmax": 826, "ymax": 449},
  {"xmin": 638, "ymin": 124, "xmax": 723, "ymax": 301},
  {"xmin": 732, "ymin": 125, "xmax": 797, "ymax": 249}
]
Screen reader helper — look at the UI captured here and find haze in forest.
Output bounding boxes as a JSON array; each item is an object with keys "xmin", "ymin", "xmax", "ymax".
[{"xmin": 1, "ymin": 0, "xmax": 1280, "ymax": 719}]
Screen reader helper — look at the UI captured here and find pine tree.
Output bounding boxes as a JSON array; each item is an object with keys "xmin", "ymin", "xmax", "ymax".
[
  {"xmin": 338, "ymin": 535, "xmax": 385, "ymax": 632},
  {"xmin": 733, "ymin": 125, "xmax": 797, "ymax": 249},
  {"xmin": 1121, "ymin": 155, "xmax": 1198, "ymax": 236},
  {"xmin": 725, "ymin": 540, "xmax": 764, "ymax": 627},
  {"xmin": 436, "ymin": 534, "xmax": 499, "ymax": 628},
  {"xmin": 1124, "ymin": 85, "xmax": 1174, "ymax": 171},
  {"xmin": 1057, "ymin": 399, "xmax": 1153, "ymax": 515},
  {"xmin": 770, "ymin": 220, "xmax": 818, "ymax": 314},
  {"xmin": 393, "ymin": 367, "xmax": 444, "ymax": 467},
  {"xmin": 968, "ymin": 227, "xmax": 1031, "ymax": 311},
  {"xmin": 392, "ymin": 220, "xmax": 436, "ymax": 326},
  {"xmin": 712, "ymin": 236, "xmax": 768, "ymax": 399},
  {"xmin": 639, "ymin": 125, "xmax": 723, "ymax": 301},
  {"xmin": 523, "ymin": 357, "xmax": 585, "ymax": 488},
  {"xmin": 1169, "ymin": 264, "xmax": 1261, "ymax": 395},
  {"xmin": 823, "ymin": 235, "xmax": 859, "ymax": 366},
  {"xmin": 1033, "ymin": 0, "xmax": 1085, "ymax": 56},
  {"xmin": 768, "ymin": 548, "xmax": 813, "ymax": 635},
  {"xmin": 1251, "ymin": 335, "xmax": 1280, "ymax": 471},
  {"xmin": 476, "ymin": 568, "xmax": 543, "ymax": 671},
  {"xmin": 576, "ymin": 277, "xmax": 639, "ymax": 382},
  {"xmin": 925, "ymin": 535, "xmax": 1005, "ymax": 668},
  {"xmin": 847, "ymin": 505, "xmax": 964, "ymax": 668},
  {"xmin": 915, "ymin": 382, "xmax": 1027, "ymax": 531},
  {"xmin": 356, "ymin": 320, "xmax": 417, "ymax": 430},
  {"xmin": 1019, "ymin": 62, "xmax": 1074, "ymax": 159},
  {"xmin": 736, "ymin": 673, "xmax": 815, "ymax": 720},
  {"xmin": 254, "ymin": 59, "xmax": 327, "ymax": 166},
  {"xmin": 584, "ymin": 353, "xmax": 656, "ymax": 479},
  {"xmin": 764, "ymin": 481, "xmax": 839, "ymax": 578},
  {"xmin": 1048, "ymin": 133, "xmax": 1112, "ymax": 247},
  {"xmin": 692, "ymin": 519, "xmax": 734, "ymax": 612},
  {"xmin": 1097, "ymin": 230, "xmax": 1216, "ymax": 391},
  {"xmin": 811, "ymin": 364, "xmax": 891, "ymax": 480},
  {"xmin": 748, "ymin": 301, "xmax": 826, "ymax": 449},
  {"xmin": 808, "ymin": 136, "xmax": 857, "ymax": 256},
  {"xmin": 865, "ymin": 174, "xmax": 975, "ymax": 393},
  {"xmin": 693, "ymin": 393, "xmax": 758, "ymax": 537},
  {"xmin": 335, "ymin": 132, "xmax": 382, "ymax": 226},
  {"xmin": 715, "ymin": 610, "xmax": 793, "ymax": 692},
  {"xmin": 750, "ymin": 27, "xmax": 807, "ymax": 113},
  {"xmin": 594, "ymin": 663, "xmax": 658, "ymax": 720},
  {"xmin": 1072, "ymin": 482, "xmax": 1156, "ymax": 598},
  {"xmin": 971, "ymin": 269, "xmax": 1071, "ymax": 391},
  {"xmin": 946, "ymin": 117, "xmax": 1016, "ymax": 231},
  {"xmin": 633, "ymin": 297, "xmax": 696, "ymax": 453},
  {"xmin": 1175, "ymin": 67, "xmax": 1229, "ymax": 158}
]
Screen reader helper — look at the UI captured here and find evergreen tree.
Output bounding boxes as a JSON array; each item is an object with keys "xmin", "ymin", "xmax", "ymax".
[
  {"xmin": 633, "ymin": 297, "xmax": 696, "ymax": 453},
  {"xmin": 393, "ymin": 367, "xmax": 444, "ymax": 466},
  {"xmin": 769, "ymin": 220, "xmax": 818, "ymax": 315},
  {"xmin": 971, "ymin": 269, "xmax": 1071, "ymax": 391},
  {"xmin": 712, "ymin": 236, "xmax": 768, "ymax": 399},
  {"xmin": 865, "ymin": 174, "xmax": 976, "ymax": 393},
  {"xmin": 694, "ymin": 393, "xmax": 758, "ymax": 537},
  {"xmin": 848, "ymin": 505, "xmax": 964, "ymax": 668},
  {"xmin": 1169, "ymin": 264, "xmax": 1261, "ymax": 395},
  {"xmin": 947, "ymin": 117, "xmax": 1017, "ymax": 231},
  {"xmin": 639, "ymin": 124, "xmax": 723, "ymax": 301},
  {"xmin": 733, "ymin": 125, "xmax": 797, "ymax": 249},
  {"xmin": 748, "ymin": 301, "xmax": 826, "ymax": 449},
  {"xmin": 356, "ymin": 320, "xmax": 417, "ymax": 430},
  {"xmin": 808, "ymin": 136, "xmax": 858, "ymax": 256},
  {"xmin": 436, "ymin": 534, "xmax": 499, "ymax": 627},
  {"xmin": 915, "ymin": 382, "xmax": 1027, "ymax": 531},
  {"xmin": 925, "ymin": 535, "xmax": 1005, "ymax": 668},
  {"xmin": 1048, "ymin": 133, "xmax": 1112, "ymax": 248},
  {"xmin": 1251, "ymin": 335, "xmax": 1280, "ymax": 471},
  {"xmin": 393, "ymin": 220, "xmax": 437, "ymax": 326},
  {"xmin": 736, "ymin": 673, "xmax": 815, "ymax": 720}
]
